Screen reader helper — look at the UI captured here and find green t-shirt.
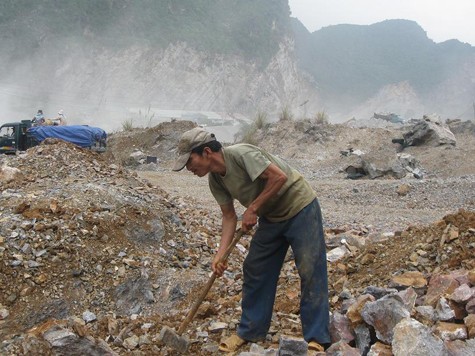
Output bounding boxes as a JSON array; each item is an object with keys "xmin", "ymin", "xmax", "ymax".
[{"xmin": 208, "ymin": 144, "xmax": 316, "ymax": 222}]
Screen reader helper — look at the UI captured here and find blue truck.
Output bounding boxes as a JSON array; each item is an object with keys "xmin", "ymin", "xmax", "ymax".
[{"xmin": 0, "ymin": 120, "xmax": 107, "ymax": 154}]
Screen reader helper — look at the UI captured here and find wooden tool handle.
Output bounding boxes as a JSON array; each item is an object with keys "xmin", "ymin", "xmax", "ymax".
[{"xmin": 177, "ymin": 229, "xmax": 245, "ymax": 335}]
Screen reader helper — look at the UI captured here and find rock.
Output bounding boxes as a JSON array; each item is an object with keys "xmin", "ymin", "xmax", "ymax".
[
  {"xmin": 123, "ymin": 334, "xmax": 139, "ymax": 349},
  {"xmin": 361, "ymin": 295, "xmax": 410, "ymax": 343},
  {"xmin": 396, "ymin": 287, "xmax": 418, "ymax": 312},
  {"xmin": 325, "ymin": 340, "xmax": 360, "ymax": 355},
  {"xmin": 424, "ymin": 274, "xmax": 460, "ymax": 307},
  {"xmin": 42, "ymin": 326, "xmax": 77, "ymax": 347},
  {"xmin": 363, "ymin": 285, "xmax": 398, "ymax": 299},
  {"xmin": 82, "ymin": 310, "xmax": 97, "ymax": 324},
  {"xmin": 329, "ymin": 311, "xmax": 355, "ymax": 344},
  {"xmin": 433, "ymin": 321, "xmax": 467, "ymax": 341},
  {"xmin": 435, "ymin": 297, "xmax": 456, "ymax": 321},
  {"xmin": 367, "ymin": 341, "xmax": 392, "ymax": 356},
  {"xmin": 327, "ymin": 246, "xmax": 350, "ymax": 262},
  {"xmin": 114, "ymin": 276, "xmax": 154, "ymax": 316},
  {"xmin": 415, "ymin": 305, "xmax": 436, "ymax": 322},
  {"xmin": 468, "ymin": 269, "xmax": 475, "ymax": 285},
  {"xmin": 354, "ymin": 323, "xmax": 372, "ymax": 355},
  {"xmin": 397, "ymin": 153, "xmax": 423, "ymax": 178},
  {"xmin": 347, "ymin": 294, "xmax": 375, "ymax": 325},
  {"xmin": 278, "ymin": 335, "xmax": 307, "ymax": 356},
  {"xmin": 1, "ymin": 122, "xmax": 475, "ymax": 355},
  {"xmin": 402, "ymin": 115, "xmax": 456, "ymax": 147},
  {"xmin": 390, "ymin": 271, "xmax": 427, "ymax": 289},
  {"xmin": 449, "ymin": 284, "xmax": 474, "ymax": 303},
  {"xmin": 465, "ymin": 314, "xmax": 475, "ymax": 338},
  {"xmin": 444, "ymin": 339, "xmax": 475, "ymax": 356},
  {"xmin": 466, "ymin": 297, "xmax": 475, "ymax": 314},
  {"xmin": 361, "ymin": 151, "xmax": 407, "ymax": 179},
  {"xmin": 0, "ymin": 164, "xmax": 21, "ymax": 182},
  {"xmin": 396, "ymin": 184, "xmax": 411, "ymax": 196},
  {"xmin": 209, "ymin": 322, "xmax": 227, "ymax": 333},
  {"xmin": 392, "ymin": 318, "xmax": 446, "ymax": 356},
  {"xmin": 0, "ymin": 307, "xmax": 9, "ymax": 320},
  {"xmin": 246, "ymin": 343, "xmax": 268, "ymax": 355}
]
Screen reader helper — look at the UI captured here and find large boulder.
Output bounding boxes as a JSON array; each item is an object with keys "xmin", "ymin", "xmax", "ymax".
[
  {"xmin": 402, "ymin": 115, "xmax": 456, "ymax": 147},
  {"xmin": 344, "ymin": 150, "xmax": 422, "ymax": 179}
]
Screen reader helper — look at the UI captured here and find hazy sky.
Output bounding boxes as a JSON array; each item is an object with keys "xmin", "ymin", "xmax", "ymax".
[{"xmin": 288, "ymin": 0, "xmax": 475, "ymax": 45}]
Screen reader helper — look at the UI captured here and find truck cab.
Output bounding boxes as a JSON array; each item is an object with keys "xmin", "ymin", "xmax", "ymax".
[{"xmin": 0, "ymin": 120, "xmax": 34, "ymax": 154}]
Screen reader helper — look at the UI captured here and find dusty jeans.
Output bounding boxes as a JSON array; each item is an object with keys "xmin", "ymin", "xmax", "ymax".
[{"xmin": 237, "ymin": 198, "xmax": 330, "ymax": 344}]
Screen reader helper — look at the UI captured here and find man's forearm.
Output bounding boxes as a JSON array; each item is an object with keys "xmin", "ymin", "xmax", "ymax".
[{"xmin": 218, "ymin": 215, "xmax": 237, "ymax": 253}]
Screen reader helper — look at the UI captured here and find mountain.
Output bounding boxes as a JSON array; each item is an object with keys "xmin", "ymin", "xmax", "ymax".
[
  {"xmin": 0, "ymin": 1, "xmax": 473, "ymax": 130},
  {"xmin": 292, "ymin": 18, "xmax": 475, "ymax": 120},
  {"xmin": 1, "ymin": 0, "xmax": 322, "ymax": 130},
  {"xmin": 0, "ymin": 0, "xmax": 291, "ymax": 62}
]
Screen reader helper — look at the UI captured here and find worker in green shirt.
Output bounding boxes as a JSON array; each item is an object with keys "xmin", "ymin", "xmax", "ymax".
[{"xmin": 173, "ymin": 127, "xmax": 330, "ymax": 352}]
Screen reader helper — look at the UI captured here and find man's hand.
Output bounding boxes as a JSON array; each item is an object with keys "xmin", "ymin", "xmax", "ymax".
[
  {"xmin": 212, "ymin": 253, "xmax": 228, "ymax": 277},
  {"xmin": 242, "ymin": 207, "xmax": 258, "ymax": 232}
]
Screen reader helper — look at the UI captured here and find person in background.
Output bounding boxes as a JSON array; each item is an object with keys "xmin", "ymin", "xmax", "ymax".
[
  {"xmin": 55, "ymin": 109, "xmax": 67, "ymax": 125},
  {"xmin": 173, "ymin": 127, "xmax": 330, "ymax": 353},
  {"xmin": 32, "ymin": 109, "xmax": 45, "ymax": 126}
]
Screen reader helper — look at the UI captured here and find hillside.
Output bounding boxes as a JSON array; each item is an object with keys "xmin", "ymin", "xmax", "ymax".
[
  {"xmin": 292, "ymin": 18, "xmax": 475, "ymax": 121},
  {"xmin": 0, "ymin": 0, "xmax": 291, "ymax": 62},
  {"xmin": 0, "ymin": 1, "xmax": 473, "ymax": 132}
]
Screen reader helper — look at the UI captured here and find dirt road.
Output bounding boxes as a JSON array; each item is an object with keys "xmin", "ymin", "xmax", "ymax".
[{"xmin": 138, "ymin": 170, "xmax": 475, "ymax": 237}]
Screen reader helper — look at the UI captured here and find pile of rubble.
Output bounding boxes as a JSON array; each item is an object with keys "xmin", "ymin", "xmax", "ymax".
[
  {"xmin": 0, "ymin": 120, "xmax": 474, "ymax": 355},
  {"xmin": 103, "ymin": 120, "xmax": 196, "ymax": 168},
  {"xmin": 0, "ymin": 140, "xmax": 225, "ymax": 354},
  {"xmin": 323, "ymin": 209, "xmax": 475, "ymax": 355}
]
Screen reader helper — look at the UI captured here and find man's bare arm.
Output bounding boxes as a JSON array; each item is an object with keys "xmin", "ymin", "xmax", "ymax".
[{"xmin": 212, "ymin": 201, "xmax": 237, "ymax": 276}]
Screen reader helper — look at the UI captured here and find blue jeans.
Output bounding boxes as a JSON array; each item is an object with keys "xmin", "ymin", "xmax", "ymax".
[{"xmin": 237, "ymin": 198, "xmax": 330, "ymax": 344}]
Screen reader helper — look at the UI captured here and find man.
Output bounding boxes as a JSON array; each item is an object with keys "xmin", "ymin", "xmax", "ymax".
[
  {"xmin": 32, "ymin": 109, "xmax": 45, "ymax": 126},
  {"xmin": 173, "ymin": 127, "xmax": 330, "ymax": 352}
]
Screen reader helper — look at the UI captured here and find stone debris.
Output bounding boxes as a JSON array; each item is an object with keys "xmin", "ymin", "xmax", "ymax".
[
  {"xmin": 0, "ymin": 120, "xmax": 474, "ymax": 355},
  {"xmin": 392, "ymin": 318, "xmax": 446, "ymax": 356},
  {"xmin": 401, "ymin": 114, "xmax": 457, "ymax": 148}
]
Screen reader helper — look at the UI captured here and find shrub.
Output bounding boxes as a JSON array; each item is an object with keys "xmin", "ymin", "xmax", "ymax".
[
  {"xmin": 138, "ymin": 106, "xmax": 155, "ymax": 128},
  {"xmin": 279, "ymin": 106, "xmax": 293, "ymax": 122},
  {"xmin": 121, "ymin": 118, "xmax": 134, "ymax": 131},
  {"xmin": 254, "ymin": 111, "xmax": 268, "ymax": 129},
  {"xmin": 315, "ymin": 111, "xmax": 329, "ymax": 124},
  {"xmin": 234, "ymin": 122, "xmax": 258, "ymax": 145}
]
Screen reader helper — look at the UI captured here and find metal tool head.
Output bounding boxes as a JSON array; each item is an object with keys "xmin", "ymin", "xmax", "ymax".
[{"xmin": 158, "ymin": 325, "xmax": 190, "ymax": 353}]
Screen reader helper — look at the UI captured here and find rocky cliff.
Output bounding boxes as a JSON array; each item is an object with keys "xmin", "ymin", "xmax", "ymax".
[
  {"xmin": 0, "ymin": 2, "xmax": 473, "ymax": 131},
  {"xmin": 2, "ymin": 39, "xmax": 319, "ymax": 131}
]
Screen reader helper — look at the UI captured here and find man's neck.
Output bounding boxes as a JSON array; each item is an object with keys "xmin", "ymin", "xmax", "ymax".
[{"xmin": 210, "ymin": 149, "xmax": 226, "ymax": 176}]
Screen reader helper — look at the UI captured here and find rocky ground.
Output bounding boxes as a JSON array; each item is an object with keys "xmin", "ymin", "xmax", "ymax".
[{"xmin": 0, "ymin": 118, "xmax": 474, "ymax": 355}]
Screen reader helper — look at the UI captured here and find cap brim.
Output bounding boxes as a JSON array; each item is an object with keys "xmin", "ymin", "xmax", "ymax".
[{"xmin": 172, "ymin": 152, "xmax": 190, "ymax": 171}]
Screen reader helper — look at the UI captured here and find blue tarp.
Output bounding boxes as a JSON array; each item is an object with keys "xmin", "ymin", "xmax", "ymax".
[{"xmin": 27, "ymin": 125, "xmax": 107, "ymax": 148}]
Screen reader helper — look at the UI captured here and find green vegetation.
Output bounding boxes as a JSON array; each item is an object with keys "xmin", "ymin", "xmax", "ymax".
[
  {"xmin": 234, "ymin": 110, "xmax": 269, "ymax": 144},
  {"xmin": 279, "ymin": 106, "xmax": 293, "ymax": 122},
  {"xmin": 315, "ymin": 111, "xmax": 329, "ymax": 125},
  {"xmin": 235, "ymin": 122, "xmax": 257, "ymax": 145},
  {"xmin": 138, "ymin": 106, "xmax": 155, "ymax": 128},
  {"xmin": 254, "ymin": 110, "xmax": 268, "ymax": 129},
  {"xmin": 121, "ymin": 118, "xmax": 134, "ymax": 131},
  {"xmin": 0, "ymin": 0, "xmax": 291, "ymax": 63}
]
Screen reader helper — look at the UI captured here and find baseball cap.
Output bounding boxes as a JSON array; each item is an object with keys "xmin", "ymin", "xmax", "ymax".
[{"xmin": 172, "ymin": 127, "xmax": 216, "ymax": 171}]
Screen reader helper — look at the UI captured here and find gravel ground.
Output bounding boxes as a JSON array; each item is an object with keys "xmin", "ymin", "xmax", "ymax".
[
  {"xmin": 138, "ymin": 170, "xmax": 475, "ymax": 237},
  {"xmin": 137, "ymin": 121, "xmax": 475, "ymax": 238},
  {"xmin": 1, "ymin": 121, "xmax": 474, "ymax": 355}
]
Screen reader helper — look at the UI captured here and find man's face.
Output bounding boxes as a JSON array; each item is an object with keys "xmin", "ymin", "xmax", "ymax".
[{"xmin": 186, "ymin": 151, "xmax": 209, "ymax": 177}]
